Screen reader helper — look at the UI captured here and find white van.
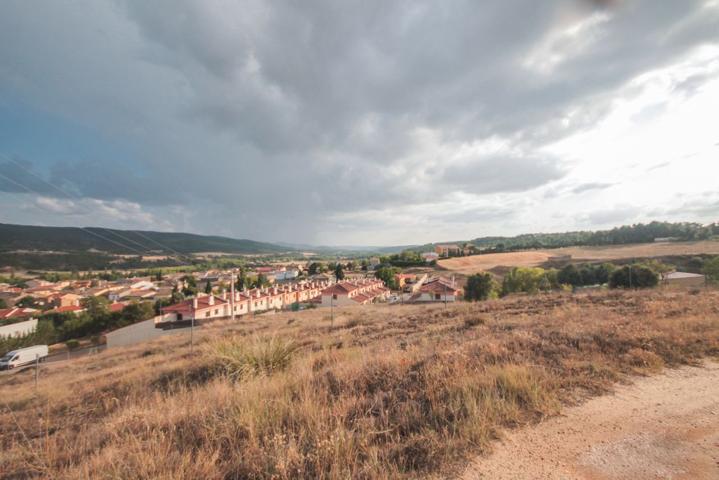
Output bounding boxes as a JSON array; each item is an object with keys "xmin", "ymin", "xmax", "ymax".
[{"xmin": 0, "ymin": 345, "xmax": 49, "ymax": 370}]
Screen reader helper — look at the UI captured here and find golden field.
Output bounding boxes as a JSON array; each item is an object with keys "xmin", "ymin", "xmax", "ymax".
[{"xmin": 438, "ymin": 240, "xmax": 719, "ymax": 274}]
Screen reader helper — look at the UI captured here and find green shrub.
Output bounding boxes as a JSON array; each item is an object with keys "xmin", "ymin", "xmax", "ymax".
[
  {"xmin": 609, "ymin": 265, "xmax": 658, "ymax": 289},
  {"xmin": 465, "ymin": 273, "xmax": 498, "ymax": 301},
  {"xmin": 65, "ymin": 339, "xmax": 80, "ymax": 350}
]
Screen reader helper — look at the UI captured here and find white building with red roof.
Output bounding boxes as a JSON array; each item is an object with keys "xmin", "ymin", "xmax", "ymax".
[
  {"xmin": 320, "ymin": 279, "xmax": 389, "ymax": 307},
  {"xmin": 158, "ymin": 294, "xmax": 230, "ymax": 324},
  {"xmin": 156, "ymin": 280, "xmax": 330, "ymax": 326},
  {"xmin": 0, "ymin": 307, "xmax": 38, "ymax": 322},
  {"xmin": 409, "ymin": 277, "xmax": 462, "ymax": 303}
]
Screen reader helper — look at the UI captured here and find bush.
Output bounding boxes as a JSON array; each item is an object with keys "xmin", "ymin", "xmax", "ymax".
[
  {"xmin": 207, "ymin": 336, "xmax": 299, "ymax": 380},
  {"xmin": 703, "ymin": 256, "xmax": 719, "ymax": 283},
  {"xmin": 609, "ymin": 265, "xmax": 659, "ymax": 289},
  {"xmin": 558, "ymin": 263, "xmax": 615, "ymax": 287},
  {"xmin": 501, "ymin": 267, "xmax": 559, "ymax": 296},
  {"xmin": 464, "ymin": 273, "xmax": 498, "ymax": 301},
  {"xmin": 65, "ymin": 339, "xmax": 80, "ymax": 350}
]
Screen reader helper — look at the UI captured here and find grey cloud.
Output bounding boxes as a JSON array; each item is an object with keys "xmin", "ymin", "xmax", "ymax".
[
  {"xmin": 441, "ymin": 155, "xmax": 566, "ymax": 195},
  {"xmin": 1, "ymin": 0, "xmax": 718, "ymax": 243},
  {"xmin": 0, "ymin": 161, "xmax": 58, "ymax": 195}
]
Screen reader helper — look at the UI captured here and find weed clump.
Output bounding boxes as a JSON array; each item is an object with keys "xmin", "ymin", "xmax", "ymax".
[{"xmin": 207, "ymin": 335, "xmax": 298, "ymax": 380}]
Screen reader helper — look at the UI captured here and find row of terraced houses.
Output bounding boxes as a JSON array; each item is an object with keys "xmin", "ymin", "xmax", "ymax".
[
  {"xmin": 157, "ymin": 281, "xmax": 328, "ymax": 325},
  {"xmin": 156, "ymin": 278, "xmax": 391, "ymax": 326}
]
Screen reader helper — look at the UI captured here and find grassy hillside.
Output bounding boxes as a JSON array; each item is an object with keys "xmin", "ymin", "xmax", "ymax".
[
  {"xmin": 0, "ymin": 223, "xmax": 290, "ymax": 255},
  {"xmin": 1, "ymin": 289, "xmax": 718, "ymax": 479}
]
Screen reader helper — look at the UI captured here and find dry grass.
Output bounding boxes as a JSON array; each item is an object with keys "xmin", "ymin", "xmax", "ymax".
[
  {"xmin": 438, "ymin": 240, "xmax": 719, "ymax": 274},
  {"xmin": 1, "ymin": 289, "xmax": 718, "ymax": 479}
]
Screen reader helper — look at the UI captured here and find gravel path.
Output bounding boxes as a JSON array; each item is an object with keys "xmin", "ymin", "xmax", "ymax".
[{"xmin": 461, "ymin": 361, "xmax": 719, "ymax": 480}]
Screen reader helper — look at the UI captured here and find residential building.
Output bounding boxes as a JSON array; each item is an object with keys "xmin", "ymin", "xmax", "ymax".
[
  {"xmin": 50, "ymin": 293, "xmax": 83, "ymax": 308},
  {"xmin": 156, "ymin": 280, "xmax": 330, "ymax": 326},
  {"xmin": 320, "ymin": 279, "xmax": 390, "ymax": 307},
  {"xmin": 0, "ymin": 307, "xmax": 38, "ymax": 323},
  {"xmin": 409, "ymin": 277, "xmax": 462, "ymax": 303},
  {"xmin": 434, "ymin": 244, "xmax": 461, "ymax": 257},
  {"xmin": 159, "ymin": 294, "xmax": 230, "ymax": 324},
  {"xmin": 394, "ymin": 273, "xmax": 416, "ymax": 289},
  {"xmin": 421, "ymin": 252, "xmax": 439, "ymax": 263}
]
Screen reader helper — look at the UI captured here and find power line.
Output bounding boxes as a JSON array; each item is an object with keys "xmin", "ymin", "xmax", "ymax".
[
  {"xmin": 0, "ymin": 171, "xmax": 149, "ymax": 256},
  {"xmin": 0, "ymin": 154, "xmax": 162, "ymax": 254},
  {"xmin": 0, "ymin": 154, "xmax": 195, "ymax": 263}
]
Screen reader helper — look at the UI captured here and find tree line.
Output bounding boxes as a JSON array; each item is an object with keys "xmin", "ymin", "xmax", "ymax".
[{"xmin": 463, "ymin": 258, "xmax": 696, "ymax": 301}]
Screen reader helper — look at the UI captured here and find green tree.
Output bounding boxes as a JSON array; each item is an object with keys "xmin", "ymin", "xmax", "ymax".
[
  {"xmin": 181, "ymin": 275, "xmax": 197, "ymax": 297},
  {"xmin": 235, "ymin": 268, "xmax": 247, "ymax": 291},
  {"xmin": 702, "ymin": 256, "xmax": 719, "ymax": 283},
  {"xmin": 308, "ymin": 262, "xmax": 323, "ymax": 275},
  {"xmin": 557, "ymin": 264, "xmax": 581, "ymax": 286},
  {"xmin": 375, "ymin": 266, "xmax": 400, "ymax": 290},
  {"xmin": 204, "ymin": 280, "xmax": 213, "ymax": 294},
  {"xmin": 334, "ymin": 263, "xmax": 345, "ymax": 281},
  {"xmin": 609, "ymin": 265, "xmax": 659, "ymax": 289},
  {"xmin": 170, "ymin": 284, "xmax": 184, "ymax": 303},
  {"xmin": 465, "ymin": 273, "xmax": 498, "ymax": 301},
  {"xmin": 0, "ymin": 298, "xmax": 7, "ymax": 309},
  {"xmin": 501, "ymin": 267, "xmax": 558, "ymax": 296},
  {"xmin": 15, "ymin": 296, "xmax": 39, "ymax": 309},
  {"xmin": 253, "ymin": 274, "xmax": 270, "ymax": 289},
  {"xmin": 82, "ymin": 296, "xmax": 109, "ymax": 317},
  {"xmin": 119, "ymin": 302, "xmax": 155, "ymax": 327}
]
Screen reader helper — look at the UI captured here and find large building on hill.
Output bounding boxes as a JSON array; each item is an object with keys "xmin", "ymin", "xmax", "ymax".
[{"xmin": 320, "ymin": 279, "xmax": 390, "ymax": 307}]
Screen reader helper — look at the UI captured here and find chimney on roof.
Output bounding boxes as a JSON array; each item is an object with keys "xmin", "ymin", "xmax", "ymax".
[
  {"xmin": 192, "ymin": 297, "xmax": 198, "ymax": 310},
  {"xmin": 209, "ymin": 295, "xmax": 215, "ymax": 306},
  {"xmin": 221, "ymin": 289, "xmax": 227, "ymax": 300}
]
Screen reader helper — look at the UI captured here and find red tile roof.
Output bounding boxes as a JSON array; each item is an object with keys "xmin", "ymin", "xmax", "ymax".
[
  {"xmin": 0, "ymin": 307, "xmax": 38, "ymax": 319},
  {"xmin": 419, "ymin": 278, "xmax": 461, "ymax": 294},
  {"xmin": 161, "ymin": 295, "xmax": 228, "ymax": 314},
  {"xmin": 109, "ymin": 302, "xmax": 127, "ymax": 313}
]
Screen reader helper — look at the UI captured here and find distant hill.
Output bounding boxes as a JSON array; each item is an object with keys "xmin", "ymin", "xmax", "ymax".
[{"xmin": 0, "ymin": 223, "xmax": 290, "ymax": 255}]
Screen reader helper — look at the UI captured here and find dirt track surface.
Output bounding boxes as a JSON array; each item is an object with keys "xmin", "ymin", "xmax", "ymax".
[{"xmin": 461, "ymin": 362, "xmax": 719, "ymax": 480}]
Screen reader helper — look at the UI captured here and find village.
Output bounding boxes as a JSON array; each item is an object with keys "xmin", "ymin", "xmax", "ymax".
[{"xmin": 0, "ymin": 259, "xmax": 464, "ymax": 351}]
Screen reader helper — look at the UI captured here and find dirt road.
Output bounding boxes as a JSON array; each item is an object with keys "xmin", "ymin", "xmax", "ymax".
[{"xmin": 461, "ymin": 362, "xmax": 719, "ymax": 480}]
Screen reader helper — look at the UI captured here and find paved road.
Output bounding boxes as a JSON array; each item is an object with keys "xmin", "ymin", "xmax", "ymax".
[{"xmin": 0, "ymin": 344, "xmax": 107, "ymax": 377}]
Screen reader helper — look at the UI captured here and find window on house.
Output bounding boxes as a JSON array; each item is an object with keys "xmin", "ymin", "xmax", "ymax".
[
  {"xmin": 333, "ymin": 294, "xmax": 337, "ymax": 300},
  {"xmin": 435, "ymin": 293, "xmax": 441, "ymax": 300},
  {"xmin": 205, "ymin": 312, "xmax": 210, "ymax": 317}
]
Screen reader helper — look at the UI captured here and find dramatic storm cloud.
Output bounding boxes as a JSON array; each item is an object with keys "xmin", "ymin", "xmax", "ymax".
[{"xmin": 1, "ymin": 0, "xmax": 718, "ymax": 245}]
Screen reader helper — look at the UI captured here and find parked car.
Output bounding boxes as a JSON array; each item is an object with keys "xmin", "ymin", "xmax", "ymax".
[{"xmin": 0, "ymin": 345, "xmax": 49, "ymax": 370}]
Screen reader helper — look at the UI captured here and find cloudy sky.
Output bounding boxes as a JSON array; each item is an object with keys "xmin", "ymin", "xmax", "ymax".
[{"xmin": 1, "ymin": 0, "xmax": 718, "ymax": 246}]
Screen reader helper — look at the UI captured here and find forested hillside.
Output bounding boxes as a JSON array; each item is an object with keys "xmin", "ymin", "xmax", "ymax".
[{"xmin": 0, "ymin": 223, "xmax": 289, "ymax": 255}]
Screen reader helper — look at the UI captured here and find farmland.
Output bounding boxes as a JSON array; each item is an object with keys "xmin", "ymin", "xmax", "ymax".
[
  {"xmin": 1, "ymin": 289, "xmax": 718, "ymax": 479},
  {"xmin": 438, "ymin": 240, "xmax": 719, "ymax": 274}
]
